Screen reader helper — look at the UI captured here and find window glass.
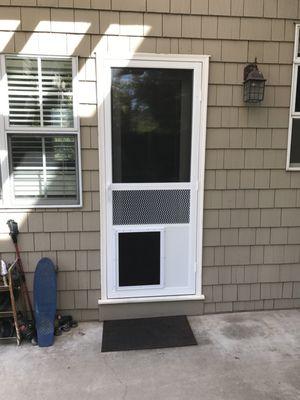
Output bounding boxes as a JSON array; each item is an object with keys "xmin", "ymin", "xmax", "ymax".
[
  {"xmin": 9, "ymin": 135, "xmax": 78, "ymax": 202},
  {"xmin": 6, "ymin": 57, "xmax": 74, "ymax": 128},
  {"xmin": 111, "ymin": 68, "xmax": 193, "ymax": 183},
  {"xmin": 6, "ymin": 57, "xmax": 40, "ymax": 126},
  {"xmin": 41, "ymin": 59, "xmax": 73, "ymax": 127},
  {"xmin": 0, "ymin": 166, "xmax": 2, "ymax": 199},
  {"xmin": 295, "ymin": 67, "xmax": 300, "ymax": 112}
]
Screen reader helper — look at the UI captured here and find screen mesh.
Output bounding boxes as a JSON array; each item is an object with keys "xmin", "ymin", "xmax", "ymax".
[{"xmin": 113, "ymin": 189, "xmax": 190, "ymax": 225}]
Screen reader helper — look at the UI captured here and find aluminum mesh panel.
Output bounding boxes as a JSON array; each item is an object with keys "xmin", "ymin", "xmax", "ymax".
[{"xmin": 113, "ymin": 189, "xmax": 190, "ymax": 225}]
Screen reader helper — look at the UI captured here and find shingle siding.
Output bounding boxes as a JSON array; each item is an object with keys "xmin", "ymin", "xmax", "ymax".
[{"xmin": 0, "ymin": 0, "xmax": 300, "ymax": 320}]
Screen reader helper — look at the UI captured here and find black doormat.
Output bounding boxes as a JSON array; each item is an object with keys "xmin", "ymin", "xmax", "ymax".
[{"xmin": 101, "ymin": 315, "xmax": 197, "ymax": 352}]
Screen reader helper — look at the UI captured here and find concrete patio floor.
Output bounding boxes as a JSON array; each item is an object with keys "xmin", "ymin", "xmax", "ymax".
[{"xmin": 1, "ymin": 310, "xmax": 300, "ymax": 400}]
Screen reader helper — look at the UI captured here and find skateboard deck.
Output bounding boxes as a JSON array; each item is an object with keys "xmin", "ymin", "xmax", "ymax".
[{"xmin": 34, "ymin": 258, "xmax": 57, "ymax": 347}]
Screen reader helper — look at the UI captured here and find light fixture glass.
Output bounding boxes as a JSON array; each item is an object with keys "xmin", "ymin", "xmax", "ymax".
[{"xmin": 243, "ymin": 60, "xmax": 266, "ymax": 103}]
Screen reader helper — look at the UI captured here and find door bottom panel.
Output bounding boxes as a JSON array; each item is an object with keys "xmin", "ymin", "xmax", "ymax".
[{"xmin": 108, "ymin": 225, "xmax": 195, "ymax": 299}]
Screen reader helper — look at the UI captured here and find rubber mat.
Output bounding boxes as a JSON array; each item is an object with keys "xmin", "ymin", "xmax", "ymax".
[{"xmin": 101, "ymin": 315, "xmax": 197, "ymax": 352}]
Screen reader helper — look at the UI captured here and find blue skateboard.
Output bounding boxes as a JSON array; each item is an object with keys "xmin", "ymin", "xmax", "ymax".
[{"xmin": 34, "ymin": 258, "xmax": 57, "ymax": 347}]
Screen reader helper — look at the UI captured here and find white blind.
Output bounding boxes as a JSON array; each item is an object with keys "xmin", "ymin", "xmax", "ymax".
[
  {"xmin": 10, "ymin": 135, "xmax": 77, "ymax": 201},
  {"xmin": 6, "ymin": 58, "xmax": 40, "ymax": 126},
  {"xmin": 6, "ymin": 57, "xmax": 74, "ymax": 128}
]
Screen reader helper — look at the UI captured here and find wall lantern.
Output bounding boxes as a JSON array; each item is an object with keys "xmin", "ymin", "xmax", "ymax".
[{"xmin": 243, "ymin": 59, "xmax": 266, "ymax": 103}]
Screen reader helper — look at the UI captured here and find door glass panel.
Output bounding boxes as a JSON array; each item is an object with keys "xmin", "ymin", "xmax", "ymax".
[
  {"xmin": 111, "ymin": 68, "xmax": 193, "ymax": 183},
  {"xmin": 118, "ymin": 232, "xmax": 161, "ymax": 287}
]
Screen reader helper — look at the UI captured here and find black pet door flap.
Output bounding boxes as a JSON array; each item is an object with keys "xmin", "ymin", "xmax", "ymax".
[{"xmin": 118, "ymin": 231, "xmax": 161, "ymax": 287}]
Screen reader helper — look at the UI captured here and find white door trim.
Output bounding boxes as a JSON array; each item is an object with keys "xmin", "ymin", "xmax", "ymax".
[{"xmin": 97, "ymin": 51, "xmax": 209, "ymax": 304}]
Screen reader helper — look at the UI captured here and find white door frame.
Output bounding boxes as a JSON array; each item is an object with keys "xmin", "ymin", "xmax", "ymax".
[{"xmin": 97, "ymin": 52, "xmax": 209, "ymax": 305}]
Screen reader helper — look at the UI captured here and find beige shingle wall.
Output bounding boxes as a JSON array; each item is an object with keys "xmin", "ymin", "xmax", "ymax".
[{"xmin": 0, "ymin": 0, "xmax": 300, "ymax": 319}]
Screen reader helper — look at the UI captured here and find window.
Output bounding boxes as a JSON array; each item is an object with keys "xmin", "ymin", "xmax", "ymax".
[
  {"xmin": 6, "ymin": 57, "xmax": 74, "ymax": 128},
  {"xmin": 0, "ymin": 55, "xmax": 81, "ymax": 207},
  {"xmin": 9, "ymin": 135, "xmax": 78, "ymax": 202},
  {"xmin": 287, "ymin": 25, "xmax": 300, "ymax": 169}
]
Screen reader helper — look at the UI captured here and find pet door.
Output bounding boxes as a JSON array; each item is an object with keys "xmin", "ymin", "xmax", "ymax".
[{"xmin": 118, "ymin": 230, "xmax": 163, "ymax": 288}]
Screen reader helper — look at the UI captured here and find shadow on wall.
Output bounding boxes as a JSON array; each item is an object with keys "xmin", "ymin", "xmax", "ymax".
[{"xmin": 0, "ymin": 10, "xmax": 155, "ymax": 313}]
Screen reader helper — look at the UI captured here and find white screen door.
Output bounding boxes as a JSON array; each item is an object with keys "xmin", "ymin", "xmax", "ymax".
[{"xmin": 98, "ymin": 54, "xmax": 208, "ymax": 300}]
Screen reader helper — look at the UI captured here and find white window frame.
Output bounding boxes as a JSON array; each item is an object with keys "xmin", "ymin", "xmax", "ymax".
[
  {"xmin": 0, "ymin": 54, "xmax": 82, "ymax": 208},
  {"xmin": 97, "ymin": 51, "xmax": 209, "ymax": 305},
  {"xmin": 287, "ymin": 24, "xmax": 300, "ymax": 170}
]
